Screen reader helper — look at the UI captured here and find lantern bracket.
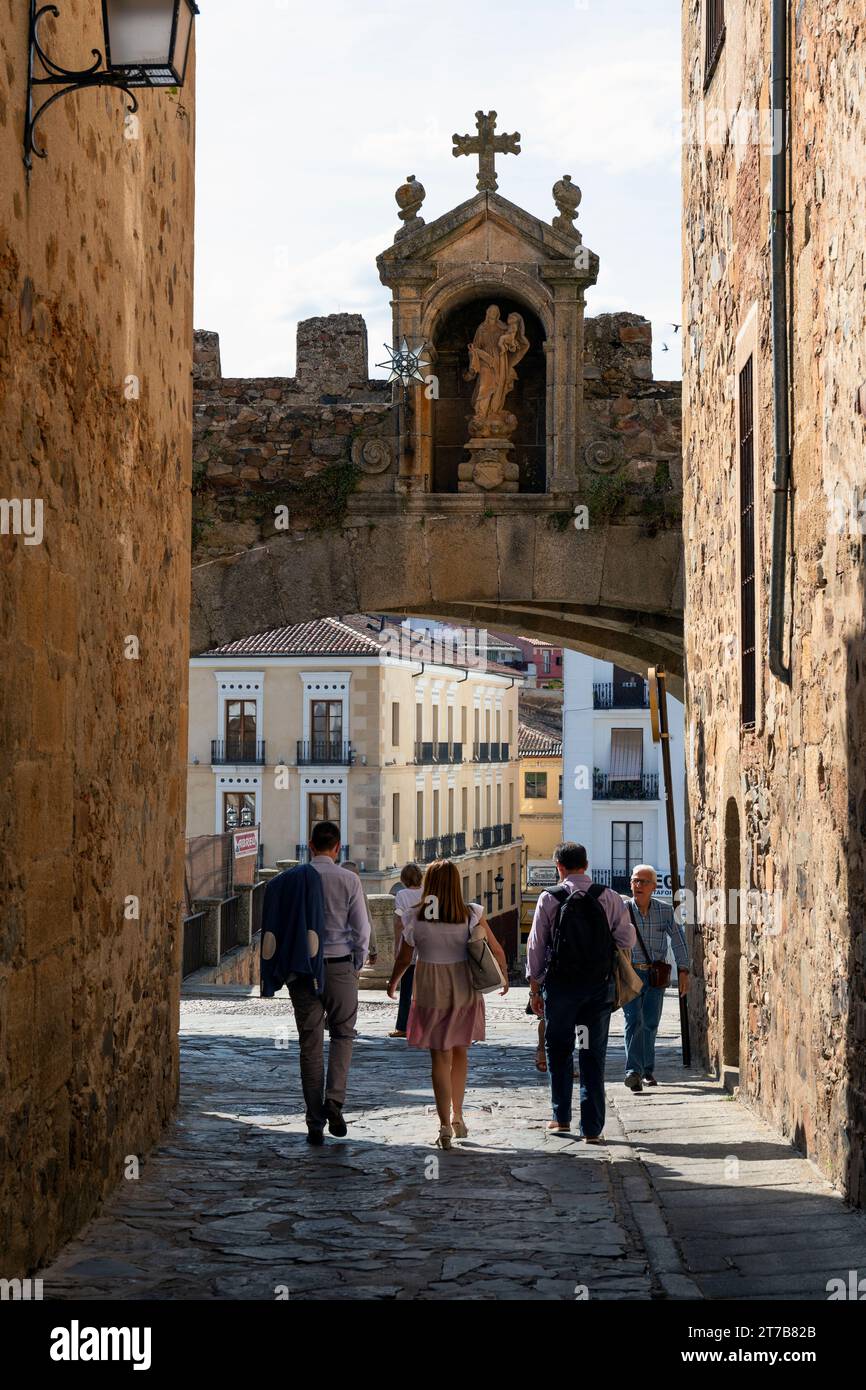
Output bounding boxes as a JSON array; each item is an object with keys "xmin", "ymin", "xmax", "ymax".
[{"xmin": 24, "ymin": 2, "xmax": 141, "ymax": 170}]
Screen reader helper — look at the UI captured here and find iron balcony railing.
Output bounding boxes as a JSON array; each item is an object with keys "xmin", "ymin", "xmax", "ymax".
[
  {"xmin": 413, "ymin": 832, "xmax": 469, "ymax": 864},
  {"xmin": 592, "ymin": 681, "xmax": 649, "ymax": 710},
  {"xmin": 593, "ymin": 868, "xmax": 632, "ymax": 894},
  {"xmin": 210, "ymin": 737, "xmax": 266, "ymax": 764},
  {"xmin": 473, "ymin": 823, "xmax": 513, "ymax": 850},
  {"xmin": 414, "ymin": 742, "xmax": 464, "ymax": 764},
  {"xmin": 592, "ymin": 770, "xmax": 659, "ymax": 801},
  {"xmin": 472, "ymin": 742, "xmax": 510, "ymax": 762},
  {"xmin": 181, "ymin": 911, "xmax": 208, "ymax": 978},
  {"xmin": 296, "ymin": 739, "xmax": 353, "ymax": 765},
  {"xmin": 295, "ymin": 844, "xmax": 351, "ymax": 864},
  {"xmin": 220, "ymin": 894, "xmax": 241, "ymax": 955}
]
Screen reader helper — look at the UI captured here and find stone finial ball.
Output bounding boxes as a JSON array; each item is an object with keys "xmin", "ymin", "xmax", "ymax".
[
  {"xmin": 553, "ymin": 174, "xmax": 582, "ymax": 214},
  {"xmin": 395, "ymin": 175, "xmax": 426, "ymax": 213}
]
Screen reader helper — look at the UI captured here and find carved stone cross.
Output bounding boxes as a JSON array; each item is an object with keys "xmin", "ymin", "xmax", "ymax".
[{"xmin": 452, "ymin": 110, "xmax": 521, "ymax": 193}]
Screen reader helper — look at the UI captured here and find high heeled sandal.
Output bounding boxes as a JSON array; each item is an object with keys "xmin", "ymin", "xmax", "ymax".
[
  {"xmin": 435, "ymin": 1124, "xmax": 453, "ymax": 1149},
  {"xmin": 451, "ymin": 1117, "xmax": 468, "ymax": 1139}
]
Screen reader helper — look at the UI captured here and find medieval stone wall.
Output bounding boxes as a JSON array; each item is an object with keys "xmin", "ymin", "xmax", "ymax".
[
  {"xmin": 191, "ymin": 311, "xmax": 681, "ymax": 562},
  {"xmin": 683, "ymin": 0, "xmax": 866, "ymax": 1202},
  {"xmin": 0, "ymin": 4, "xmax": 195, "ymax": 1272}
]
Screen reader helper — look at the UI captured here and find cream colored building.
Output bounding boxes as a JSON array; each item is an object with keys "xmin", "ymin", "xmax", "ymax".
[
  {"xmin": 518, "ymin": 719, "xmax": 564, "ymax": 887},
  {"xmin": 186, "ymin": 616, "xmax": 522, "ymax": 907}
]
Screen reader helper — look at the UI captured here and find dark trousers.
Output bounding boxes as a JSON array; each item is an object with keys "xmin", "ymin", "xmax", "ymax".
[
  {"xmin": 543, "ymin": 977, "xmax": 615, "ymax": 1136},
  {"xmin": 396, "ymin": 963, "xmax": 415, "ymax": 1032},
  {"xmin": 288, "ymin": 959, "xmax": 358, "ymax": 1129}
]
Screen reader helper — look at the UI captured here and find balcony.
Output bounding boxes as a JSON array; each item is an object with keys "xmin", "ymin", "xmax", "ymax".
[
  {"xmin": 472, "ymin": 823, "xmax": 514, "ymax": 851},
  {"xmin": 413, "ymin": 832, "xmax": 468, "ymax": 863},
  {"xmin": 295, "ymin": 844, "xmax": 351, "ymax": 863},
  {"xmin": 210, "ymin": 737, "xmax": 266, "ymax": 765},
  {"xmin": 414, "ymin": 742, "xmax": 463, "ymax": 764},
  {"xmin": 473, "ymin": 742, "xmax": 510, "ymax": 762},
  {"xmin": 592, "ymin": 681, "xmax": 649, "ymax": 710},
  {"xmin": 594, "ymin": 868, "xmax": 632, "ymax": 894},
  {"xmin": 296, "ymin": 739, "xmax": 353, "ymax": 766},
  {"xmin": 593, "ymin": 770, "xmax": 659, "ymax": 801}
]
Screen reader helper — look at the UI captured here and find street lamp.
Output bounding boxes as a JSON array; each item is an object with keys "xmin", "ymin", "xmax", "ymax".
[
  {"xmin": 239, "ymin": 804, "xmax": 254, "ymax": 828},
  {"xmin": 25, "ymin": 0, "xmax": 199, "ymax": 168},
  {"xmin": 495, "ymin": 869, "xmax": 505, "ymax": 911}
]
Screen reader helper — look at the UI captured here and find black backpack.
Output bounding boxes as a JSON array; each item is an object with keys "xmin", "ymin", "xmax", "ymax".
[{"xmin": 547, "ymin": 882, "xmax": 617, "ymax": 987}]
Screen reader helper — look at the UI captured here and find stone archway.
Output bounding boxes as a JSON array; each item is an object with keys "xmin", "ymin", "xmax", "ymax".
[{"xmin": 190, "ymin": 507, "xmax": 685, "ymax": 696}]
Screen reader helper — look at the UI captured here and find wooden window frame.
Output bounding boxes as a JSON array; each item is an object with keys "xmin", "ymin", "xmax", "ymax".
[
  {"xmin": 704, "ymin": 0, "xmax": 726, "ymax": 90},
  {"xmin": 739, "ymin": 354, "xmax": 757, "ymax": 728}
]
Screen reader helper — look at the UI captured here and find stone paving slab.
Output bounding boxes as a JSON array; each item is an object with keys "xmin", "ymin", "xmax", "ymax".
[{"xmin": 36, "ymin": 990, "xmax": 866, "ymax": 1301}]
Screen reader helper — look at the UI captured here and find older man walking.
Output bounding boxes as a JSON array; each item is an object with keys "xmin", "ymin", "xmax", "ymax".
[
  {"xmin": 288, "ymin": 821, "xmax": 370, "ymax": 1143},
  {"xmin": 527, "ymin": 842, "xmax": 635, "ymax": 1141},
  {"xmin": 623, "ymin": 864, "xmax": 690, "ymax": 1092}
]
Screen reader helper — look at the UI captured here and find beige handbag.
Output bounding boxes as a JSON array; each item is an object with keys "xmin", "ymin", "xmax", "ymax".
[
  {"xmin": 466, "ymin": 921, "xmax": 505, "ymax": 994},
  {"xmin": 613, "ymin": 947, "xmax": 644, "ymax": 1010}
]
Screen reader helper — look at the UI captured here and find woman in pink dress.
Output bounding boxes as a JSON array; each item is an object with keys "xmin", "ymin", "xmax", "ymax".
[{"xmin": 386, "ymin": 860, "xmax": 509, "ymax": 1148}]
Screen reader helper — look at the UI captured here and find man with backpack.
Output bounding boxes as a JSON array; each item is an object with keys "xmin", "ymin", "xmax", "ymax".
[{"xmin": 527, "ymin": 843, "xmax": 635, "ymax": 1140}]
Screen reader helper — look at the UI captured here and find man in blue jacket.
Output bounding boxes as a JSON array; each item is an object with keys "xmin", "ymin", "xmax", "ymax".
[{"xmin": 282, "ymin": 821, "xmax": 370, "ymax": 1144}]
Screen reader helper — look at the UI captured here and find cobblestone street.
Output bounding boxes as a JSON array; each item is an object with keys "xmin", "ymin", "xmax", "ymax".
[{"xmin": 39, "ymin": 990, "xmax": 866, "ymax": 1301}]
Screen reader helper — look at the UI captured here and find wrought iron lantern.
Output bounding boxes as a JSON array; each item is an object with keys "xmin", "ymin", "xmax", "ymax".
[
  {"xmin": 376, "ymin": 337, "xmax": 430, "ymax": 389},
  {"xmin": 239, "ymin": 804, "xmax": 254, "ymax": 828},
  {"xmin": 25, "ymin": 0, "xmax": 199, "ymax": 168},
  {"xmin": 494, "ymin": 869, "xmax": 505, "ymax": 911}
]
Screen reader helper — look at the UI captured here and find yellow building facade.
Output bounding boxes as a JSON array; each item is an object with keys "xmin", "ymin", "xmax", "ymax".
[{"xmin": 518, "ymin": 720, "xmax": 564, "ymax": 889}]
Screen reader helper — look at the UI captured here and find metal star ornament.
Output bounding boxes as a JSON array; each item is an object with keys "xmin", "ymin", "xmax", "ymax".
[{"xmin": 376, "ymin": 337, "xmax": 430, "ymax": 387}]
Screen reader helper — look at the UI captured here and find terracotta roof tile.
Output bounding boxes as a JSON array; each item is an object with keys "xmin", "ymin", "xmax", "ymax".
[
  {"xmin": 202, "ymin": 617, "xmax": 383, "ymax": 657},
  {"xmin": 518, "ymin": 720, "xmax": 563, "ymax": 758}
]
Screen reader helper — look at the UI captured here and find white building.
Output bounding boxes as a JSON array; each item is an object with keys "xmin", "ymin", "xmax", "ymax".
[{"xmin": 561, "ymin": 653, "xmax": 685, "ymax": 899}]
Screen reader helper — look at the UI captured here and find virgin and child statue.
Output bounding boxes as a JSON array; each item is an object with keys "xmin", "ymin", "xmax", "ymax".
[{"xmin": 465, "ymin": 305, "xmax": 530, "ymax": 423}]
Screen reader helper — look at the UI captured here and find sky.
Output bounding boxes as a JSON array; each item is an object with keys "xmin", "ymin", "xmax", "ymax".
[{"xmin": 194, "ymin": 0, "xmax": 683, "ymax": 382}]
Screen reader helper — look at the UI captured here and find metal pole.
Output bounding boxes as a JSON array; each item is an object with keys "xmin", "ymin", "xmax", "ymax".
[{"xmin": 656, "ymin": 668, "xmax": 691, "ymax": 1067}]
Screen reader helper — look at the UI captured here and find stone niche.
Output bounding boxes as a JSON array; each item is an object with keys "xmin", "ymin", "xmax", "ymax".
[
  {"xmin": 377, "ymin": 188, "xmax": 599, "ymax": 494},
  {"xmin": 431, "ymin": 296, "xmax": 546, "ymax": 493}
]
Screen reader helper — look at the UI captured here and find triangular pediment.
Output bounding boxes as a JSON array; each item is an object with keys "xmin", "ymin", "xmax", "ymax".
[{"xmin": 377, "ymin": 192, "xmax": 598, "ymax": 287}]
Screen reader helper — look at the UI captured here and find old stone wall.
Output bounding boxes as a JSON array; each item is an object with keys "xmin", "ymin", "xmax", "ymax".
[
  {"xmin": 582, "ymin": 313, "xmax": 682, "ymax": 523},
  {"xmin": 683, "ymin": 0, "xmax": 866, "ymax": 1202},
  {"xmin": 0, "ymin": 4, "xmax": 195, "ymax": 1271},
  {"xmin": 191, "ymin": 311, "xmax": 681, "ymax": 562}
]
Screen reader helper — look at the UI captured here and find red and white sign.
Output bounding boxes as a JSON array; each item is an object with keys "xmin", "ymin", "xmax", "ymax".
[{"xmin": 232, "ymin": 828, "xmax": 259, "ymax": 859}]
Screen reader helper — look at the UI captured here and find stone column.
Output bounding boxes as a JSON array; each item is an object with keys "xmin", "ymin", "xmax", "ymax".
[
  {"xmin": 359, "ymin": 894, "xmax": 397, "ymax": 990},
  {"xmin": 544, "ymin": 272, "xmax": 582, "ymax": 492},
  {"xmin": 193, "ymin": 897, "xmax": 222, "ymax": 967},
  {"xmin": 389, "ymin": 270, "xmax": 433, "ymax": 489}
]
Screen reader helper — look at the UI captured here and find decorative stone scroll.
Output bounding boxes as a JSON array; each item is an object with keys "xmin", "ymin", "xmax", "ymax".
[
  {"xmin": 583, "ymin": 439, "xmax": 619, "ymax": 473},
  {"xmin": 352, "ymin": 436, "xmax": 394, "ymax": 474}
]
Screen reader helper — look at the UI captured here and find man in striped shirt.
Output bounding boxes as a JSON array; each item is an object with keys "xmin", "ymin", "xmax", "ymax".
[{"xmin": 623, "ymin": 864, "xmax": 690, "ymax": 1092}]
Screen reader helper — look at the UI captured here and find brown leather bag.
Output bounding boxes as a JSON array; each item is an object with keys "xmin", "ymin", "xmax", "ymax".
[{"xmin": 628, "ymin": 903, "xmax": 672, "ymax": 989}]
